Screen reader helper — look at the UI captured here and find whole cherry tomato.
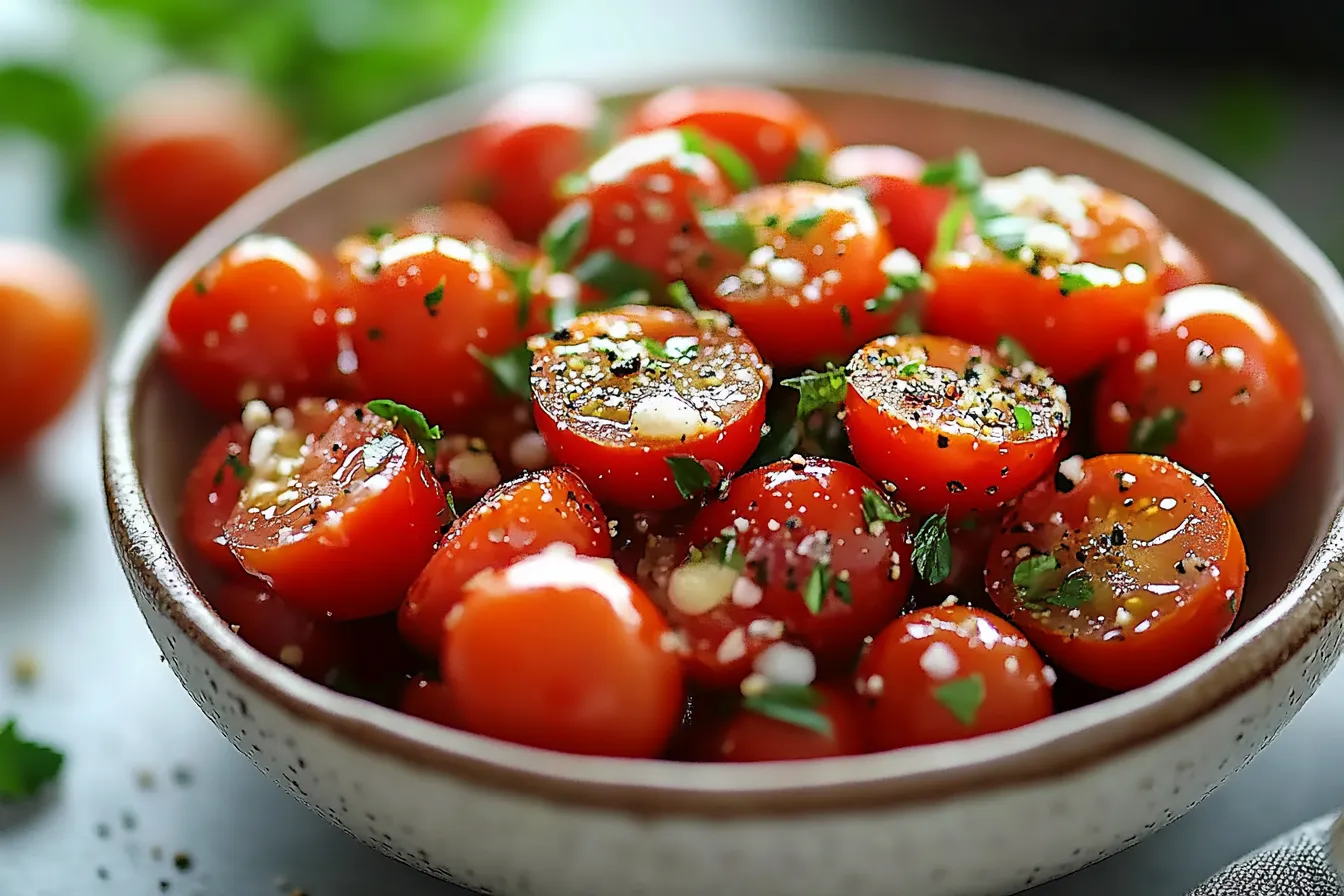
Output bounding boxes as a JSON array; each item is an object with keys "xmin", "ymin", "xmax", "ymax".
[
  {"xmin": 985, "ymin": 454, "xmax": 1246, "ymax": 691},
  {"xmin": 400, "ymin": 466, "xmax": 611, "ymax": 656},
  {"xmin": 1093, "ymin": 284, "xmax": 1308, "ymax": 511},
  {"xmin": 825, "ymin": 144, "xmax": 951, "ymax": 262},
  {"xmin": 399, "ymin": 676, "xmax": 461, "ymax": 729},
  {"xmin": 530, "ymin": 305, "xmax": 769, "ymax": 510},
  {"xmin": 443, "ymin": 545, "xmax": 684, "ymax": 758},
  {"xmin": 844, "ymin": 334, "xmax": 1069, "ymax": 519},
  {"xmin": 691, "ymin": 681, "xmax": 868, "ymax": 762},
  {"xmin": 1156, "ymin": 234, "xmax": 1208, "ymax": 294},
  {"xmin": 180, "ymin": 422, "xmax": 251, "ymax": 577},
  {"xmin": 856, "ymin": 604, "xmax": 1054, "ymax": 749},
  {"xmin": 207, "ymin": 581, "xmax": 348, "ymax": 682}
]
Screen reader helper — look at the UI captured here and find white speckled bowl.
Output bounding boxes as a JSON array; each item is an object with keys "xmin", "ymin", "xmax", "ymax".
[{"xmin": 103, "ymin": 54, "xmax": 1344, "ymax": 896}]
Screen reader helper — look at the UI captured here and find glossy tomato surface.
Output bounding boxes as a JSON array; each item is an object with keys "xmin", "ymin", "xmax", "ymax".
[
  {"xmin": 207, "ymin": 581, "xmax": 347, "ymax": 682},
  {"xmin": 856, "ymin": 605, "xmax": 1054, "ymax": 749},
  {"xmin": 224, "ymin": 403, "xmax": 448, "ymax": 620},
  {"xmin": 162, "ymin": 235, "xmax": 335, "ymax": 416},
  {"xmin": 400, "ymin": 466, "xmax": 611, "ymax": 656},
  {"xmin": 924, "ymin": 167, "xmax": 1168, "ymax": 382},
  {"xmin": 825, "ymin": 144, "xmax": 950, "ymax": 262},
  {"xmin": 399, "ymin": 676, "xmax": 460, "ymax": 729},
  {"xmin": 845, "ymin": 334, "xmax": 1069, "ymax": 519},
  {"xmin": 180, "ymin": 422, "xmax": 251, "ymax": 577},
  {"xmin": 691, "ymin": 682, "xmax": 868, "ymax": 762},
  {"xmin": 625, "ymin": 85, "xmax": 832, "ymax": 184},
  {"xmin": 684, "ymin": 182, "xmax": 900, "ymax": 367},
  {"xmin": 1093, "ymin": 284, "xmax": 1309, "ymax": 511},
  {"xmin": 1156, "ymin": 235, "xmax": 1208, "ymax": 295},
  {"xmin": 443, "ymin": 546, "xmax": 684, "ymax": 758},
  {"xmin": 530, "ymin": 305, "xmax": 769, "ymax": 510},
  {"xmin": 985, "ymin": 453, "xmax": 1246, "ymax": 691}
]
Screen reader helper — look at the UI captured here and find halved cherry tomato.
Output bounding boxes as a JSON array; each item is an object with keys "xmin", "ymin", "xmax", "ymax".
[
  {"xmin": 691, "ymin": 682, "xmax": 868, "ymax": 762},
  {"xmin": 400, "ymin": 466, "xmax": 611, "ymax": 656},
  {"xmin": 1093, "ymin": 285, "xmax": 1308, "ymax": 511},
  {"xmin": 162, "ymin": 235, "xmax": 335, "ymax": 416},
  {"xmin": 664, "ymin": 458, "xmax": 913, "ymax": 687},
  {"xmin": 180, "ymin": 422, "xmax": 250, "ymax": 577},
  {"xmin": 207, "ymin": 581, "xmax": 347, "ymax": 682},
  {"xmin": 844, "ymin": 334, "xmax": 1069, "ymax": 519},
  {"xmin": 985, "ymin": 453, "xmax": 1246, "ymax": 691},
  {"xmin": 399, "ymin": 676, "xmax": 460, "ymax": 729},
  {"xmin": 924, "ymin": 167, "xmax": 1167, "ymax": 382},
  {"xmin": 458, "ymin": 82, "xmax": 603, "ymax": 242},
  {"xmin": 1157, "ymin": 234, "xmax": 1208, "ymax": 294},
  {"xmin": 856, "ymin": 604, "xmax": 1054, "ymax": 749},
  {"xmin": 825, "ymin": 144, "xmax": 950, "ymax": 262},
  {"xmin": 530, "ymin": 305, "xmax": 769, "ymax": 510},
  {"xmin": 338, "ymin": 234, "xmax": 544, "ymax": 421},
  {"xmin": 625, "ymin": 85, "xmax": 832, "ymax": 185},
  {"xmin": 443, "ymin": 545, "xmax": 684, "ymax": 758},
  {"xmin": 224, "ymin": 403, "xmax": 448, "ymax": 620},
  {"xmin": 682, "ymin": 182, "xmax": 899, "ymax": 366}
]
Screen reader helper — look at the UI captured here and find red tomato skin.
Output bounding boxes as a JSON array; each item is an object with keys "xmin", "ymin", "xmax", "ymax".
[
  {"xmin": 1156, "ymin": 235, "xmax": 1208, "ymax": 294},
  {"xmin": 825, "ymin": 144, "xmax": 950, "ymax": 262},
  {"xmin": 459, "ymin": 82, "xmax": 603, "ymax": 242},
  {"xmin": 225, "ymin": 407, "xmax": 447, "ymax": 620},
  {"xmin": 399, "ymin": 676, "xmax": 461, "ymax": 729},
  {"xmin": 1093, "ymin": 285, "xmax": 1308, "ymax": 511},
  {"xmin": 399, "ymin": 467, "xmax": 612, "ymax": 656},
  {"xmin": 398, "ymin": 201, "xmax": 514, "ymax": 247},
  {"xmin": 207, "ymin": 581, "xmax": 347, "ymax": 682},
  {"xmin": 692, "ymin": 682, "xmax": 869, "ymax": 762},
  {"xmin": 162, "ymin": 235, "xmax": 336, "ymax": 417},
  {"xmin": 443, "ymin": 551, "xmax": 684, "ymax": 758},
  {"xmin": 857, "ymin": 605, "xmax": 1054, "ymax": 749},
  {"xmin": 180, "ymin": 423, "xmax": 252, "ymax": 577},
  {"xmin": 626, "ymin": 85, "xmax": 832, "ymax": 184}
]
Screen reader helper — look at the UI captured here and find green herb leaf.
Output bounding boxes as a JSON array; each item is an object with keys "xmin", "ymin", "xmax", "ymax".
[
  {"xmin": 932, "ymin": 194, "xmax": 971, "ymax": 259},
  {"xmin": 976, "ymin": 210, "xmax": 1032, "ymax": 258},
  {"xmin": 666, "ymin": 456, "xmax": 713, "ymax": 499},
  {"xmin": 641, "ymin": 337, "xmax": 696, "ymax": 362},
  {"xmin": 496, "ymin": 256, "xmax": 535, "ymax": 329},
  {"xmin": 933, "ymin": 674, "xmax": 986, "ymax": 726},
  {"xmin": 423, "ymin": 279, "xmax": 445, "ymax": 316},
  {"xmin": 556, "ymin": 171, "xmax": 589, "ymax": 198},
  {"xmin": 0, "ymin": 718, "xmax": 64, "ymax": 799},
  {"xmin": 365, "ymin": 399, "xmax": 442, "ymax": 456},
  {"xmin": 468, "ymin": 344, "xmax": 533, "ymax": 403},
  {"xmin": 919, "ymin": 148, "xmax": 985, "ymax": 194},
  {"xmin": 445, "ymin": 490, "xmax": 457, "ymax": 516},
  {"xmin": 895, "ymin": 310, "xmax": 923, "ymax": 336},
  {"xmin": 780, "ymin": 365, "xmax": 847, "ymax": 418},
  {"xmin": 996, "ymin": 335, "xmax": 1032, "ymax": 366},
  {"xmin": 834, "ymin": 576, "xmax": 852, "ymax": 605},
  {"xmin": 783, "ymin": 145, "xmax": 828, "ymax": 183},
  {"xmin": 742, "ymin": 684, "xmax": 833, "ymax": 737},
  {"xmin": 1056, "ymin": 262, "xmax": 1123, "ymax": 296},
  {"xmin": 679, "ymin": 127, "xmax": 758, "ymax": 191},
  {"xmin": 803, "ymin": 561, "xmax": 829, "ymax": 614},
  {"xmin": 571, "ymin": 250, "xmax": 658, "ymax": 299},
  {"xmin": 897, "ymin": 360, "xmax": 924, "ymax": 376},
  {"xmin": 861, "ymin": 487, "xmax": 907, "ymax": 526},
  {"xmin": 689, "ymin": 526, "xmax": 745, "ymax": 571},
  {"xmin": 1129, "ymin": 406, "xmax": 1184, "ymax": 455},
  {"xmin": 213, "ymin": 453, "xmax": 251, "ymax": 487},
  {"xmin": 697, "ymin": 207, "xmax": 758, "ymax": 256},
  {"xmin": 912, "ymin": 512, "xmax": 952, "ymax": 585},
  {"xmin": 0, "ymin": 65, "xmax": 96, "ymax": 227},
  {"xmin": 1051, "ymin": 570, "xmax": 1095, "ymax": 608},
  {"xmin": 540, "ymin": 201, "xmax": 592, "ymax": 271},
  {"xmin": 785, "ymin": 206, "xmax": 826, "ymax": 238},
  {"xmin": 1013, "ymin": 553, "xmax": 1060, "ymax": 601},
  {"xmin": 1012, "ymin": 405, "xmax": 1033, "ymax": 432},
  {"xmin": 667, "ymin": 280, "xmax": 699, "ymax": 314},
  {"xmin": 366, "ymin": 224, "xmax": 392, "ymax": 241}
]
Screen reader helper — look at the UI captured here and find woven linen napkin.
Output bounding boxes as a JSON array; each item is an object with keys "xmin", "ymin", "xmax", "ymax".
[{"xmin": 1189, "ymin": 813, "xmax": 1343, "ymax": 895}]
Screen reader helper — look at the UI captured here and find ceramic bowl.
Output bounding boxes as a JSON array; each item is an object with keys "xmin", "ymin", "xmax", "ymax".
[{"xmin": 103, "ymin": 54, "xmax": 1344, "ymax": 896}]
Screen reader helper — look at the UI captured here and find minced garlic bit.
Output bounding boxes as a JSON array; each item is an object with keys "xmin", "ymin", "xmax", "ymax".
[
  {"xmin": 730, "ymin": 575, "xmax": 763, "ymax": 608},
  {"xmin": 1057, "ymin": 454, "xmax": 1085, "ymax": 487},
  {"xmin": 752, "ymin": 642, "xmax": 817, "ymax": 687},
  {"xmin": 241, "ymin": 399, "xmax": 272, "ymax": 434},
  {"xmin": 918, "ymin": 641, "xmax": 960, "ymax": 680},
  {"xmin": 716, "ymin": 627, "xmax": 748, "ymax": 664},
  {"xmin": 667, "ymin": 561, "xmax": 738, "ymax": 616}
]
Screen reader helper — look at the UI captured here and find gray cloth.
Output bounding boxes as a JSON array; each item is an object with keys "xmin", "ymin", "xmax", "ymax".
[{"xmin": 1190, "ymin": 813, "xmax": 1343, "ymax": 895}]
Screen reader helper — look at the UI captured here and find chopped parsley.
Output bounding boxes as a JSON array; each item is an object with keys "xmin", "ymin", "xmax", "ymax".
[
  {"xmin": 666, "ymin": 456, "xmax": 713, "ymax": 499},
  {"xmin": 571, "ymin": 250, "xmax": 658, "ymax": 299},
  {"xmin": 802, "ymin": 560, "xmax": 839, "ymax": 614},
  {"xmin": 1054, "ymin": 570, "xmax": 1095, "ymax": 608},
  {"xmin": 556, "ymin": 171, "xmax": 588, "ymax": 198},
  {"xmin": 365, "ymin": 224, "xmax": 392, "ymax": 241},
  {"xmin": 933, "ymin": 674, "xmax": 985, "ymax": 726},
  {"xmin": 212, "ymin": 453, "xmax": 250, "ymax": 487},
  {"xmin": 742, "ymin": 683, "xmax": 833, "ymax": 737},
  {"xmin": 785, "ymin": 206, "xmax": 826, "ymax": 238},
  {"xmin": 1129, "ymin": 406, "xmax": 1184, "ymax": 455},
  {"xmin": 697, "ymin": 207, "xmax": 758, "ymax": 256},
  {"xmin": 0, "ymin": 719, "xmax": 64, "ymax": 799},
  {"xmin": 679, "ymin": 127, "xmax": 757, "ymax": 191},
  {"xmin": 540, "ymin": 201, "xmax": 592, "ymax": 271},
  {"xmin": 423, "ymin": 280, "xmax": 445, "ymax": 316},
  {"xmin": 919, "ymin": 148, "xmax": 985, "ymax": 193},
  {"xmin": 912, "ymin": 512, "xmax": 951, "ymax": 585},
  {"xmin": 931, "ymin": 194, "xmax": 972, "ymax": 259},
  {"xmin": 996, "ymin": 335, "xmax": 1032, "ymax": 366},
  {"xmin": 897, "ymin": 360, "xmax": 924, "ymax": 376},
  {"xmin": 1012, "ymin": 405, "xmax": 1033, "ymax": 432},
  {"xmin": 780, "ymin": 364, "xmax": 847, "ymax": 418},
  {"xmin": 497, "ymin": 256, "xmax": 534, "ymax": 328},
  {"xmin": 667, "ymin": 280, "xmax": 699, "ymax": 314},
  {"xmin": 193, "ymin": 280, "xmax": 207, "ymax": 295},
  {"xmin": 861, "ymin": 487, "xmax": 907, "ymax": 526},
  {"xmin": 1013, "ymin": 555, "xmax": 1094, "ymax": 608},
  {"xmin": 838, "ymin": 305, "xmax": 852, "ymax": 328},
  {"xmin": 688, "ymin": 526, "xmax": 745, "ymax": 570},
  {"xmin": 783, "ymin": 145, "xmax": 828, "ymax": 184},
  {"xmin": 468, "ymin": 344, "xmax": 532, "ymax": 402},
  {"xmin": 365, "ymin": 399, "xmax": 442, "ymax": 456}
]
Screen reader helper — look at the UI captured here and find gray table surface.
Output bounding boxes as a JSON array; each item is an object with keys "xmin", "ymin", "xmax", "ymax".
[{"xmin": 2, "ymin": 1, "xmax": 1343, "ymax": 894}]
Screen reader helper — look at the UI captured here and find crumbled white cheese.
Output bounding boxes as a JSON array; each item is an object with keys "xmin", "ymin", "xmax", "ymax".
[
  {"xmin": 667, "ymin": 562, "xmax": 737, "ymax": 615},
  {"xmin": 628, "ymin": 393, "xmax": 709, "ymax": 440},
  {"xmin": 918, "ymin": 641, "xmax": 960, "ymax": 680},
  {"xmin": 752, "ymin": 642, "xmax": 816, "ymax": 686}
]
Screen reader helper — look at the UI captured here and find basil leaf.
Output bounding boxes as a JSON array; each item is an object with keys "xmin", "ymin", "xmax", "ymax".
[
  {"xmin": 933, "ymin": 674, "xmax": 985, "ymax": 726},
  {"xmin": 697, "ymin": 207, "xmax": 758, "ymax": 256},
  {"xmin": 540, "ymin": 201, "xmax": 592, "ymax": 271},
  {"xmin": 1013, "ymin": 553, "xmax": 1060, "ymax": 601},
  {"xmin": 0, "ymin": 718, "xmax": 64, "ymax": 799},
  {"xmin": 1129, "ymin": 406, "xmax": 1184, "ymax": 455},
  {"xmin": 468, "ymin": 344, "xmax": 533, "ymax": 402},
  {"xmin": 912, "ymin": 512, "xmax": 951, "ymax": 585},
  {"xmin": 679, "ymin": 127, "xmax": 758, "ymax": 191},
  {"xmin": 785, "ymin": 206, "xmax": 826, "ymax": 238},
  {"xmin": 780, "ymin": 365, "xmax": 847, "ymax": 418},
  {"xmin": 365, "ymin": 399, "xmax": 443, "ymax": 456},
  {"xmin": 423, "ymin": 279, "xmax": 445, "ymax": 316},
  {"xmin": 783, "ymin": 145, "xmax": 828, "ymax": 183},
  {"xmin": 744, "ymin": 394, "xmax": 802, "ymax": 471},
  {"xmin": 742, "ymin": 684, "xmax": 833, "ymax": 737},
  {"xmin": 666, "ymin": 456, "xmax": 713, "ymax": 499},
  {"xmin": 1050, "ymin": 569, "xmax": 1095, "ymax": 608},
  {"xmin": 1012, "ymin": 405, "xmax": 1033, "ymax": 432},
  {"xmin": 803, "ymin": 561, "xmax": 829, "ymax": 614},
  {"xmin": 667, "ymin": 280, "xmax": 699, "ymax": 314},
  {"xmin": 919, "ymin": 148, "xmax": 984, "ymax": 193},
  {"xmin": 861, "ymin": 487, "xmax": 907, "ymax": 526}
]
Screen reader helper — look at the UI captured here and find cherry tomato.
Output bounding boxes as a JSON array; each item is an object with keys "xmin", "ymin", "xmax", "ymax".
[
  {"xmin": 180, "ymin": 422, "xmax": 250, "ymax": 577},
  {"xmin": 825, "ymin": 144, "xmax": 950, "ymax": 262},
  {"xmin": 0, "ymin": 241, "xmax": 98, "ymax": 456},
  {"xmin": 1157, "ymin": 234, "xmax": 1208, "ymax": 294},
  {"xmin": 924, "ymin": 167, "xmax": 1167, "ymax": 382},
  {"xmin": 443, "ymin": 545, "xmax": 684, "ymax": 758},
  {"xmin": 398, "ymin": 201, "xmax": 515, "ymax": 247},
  {"xmin": 665, "ymin": 458, "xmax": 913, "ymax": 687},
  {"xmin": 691, "ymin": 682, "xmax": 868, "ymax": 762},
  {"xmin": 338, "ymin": 234, "xmax": 543, "ymax": 421},
  {"xmin": 856, "ymin": 605, "xmax": 1054, "ymax": 749},
  {"xmin": 458, "ymin": 82, "xmax": 603, "ymax": 242},
  {"xmin": 530, "ymin": 305, "xmax": 769, "ymax": 510},
  {"xmin": 224, "ymin": 403, "xmax": 448, "ymax": 620},
  {"xmin": 399, "ymin": 676, "xmax": 460, "ymax": 729},
  {"xmin": 844, "ymin": 334, "xmax": 1069, "ymax": 519},
  {"xmin": 97, "ymin": 72, "xmax": 296, "ymax": 260},
  {"xmin": 162, "ymin": 235, "xmax": 335, "ymax": 416},
  {"xmin": 1093, "ymin": 285, "xmax": 1308, "ymax": 511},
  {"xmin": 207, "ymin": 581, "xmax": 347, "ymax": 682},
  {"xmin": 625, "ymin": 85, "xmax": 832, "ymax": 185},
  {"xmin": 985, "ymin": 454, "xmax": 1246, "ymax": 691},
  {"xmin": 400, "ymin": 466, "xmax": 611, "ymax": 656},
  {"xmin": 682, "ymin": 182, "xmax": 898, "ymax": 367},
  {"xmin": 432, "ymin": 403, "xmax": 548, "ymax": 507},
  {"xmin": 541, "ymin": 129, "xmax": 732, "ymax": 291}
]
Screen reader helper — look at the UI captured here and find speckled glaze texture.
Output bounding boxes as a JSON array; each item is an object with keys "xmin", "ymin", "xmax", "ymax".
[{"xmin": 103, "ymin": 55, "xmax": 1344, "ymax": 896}]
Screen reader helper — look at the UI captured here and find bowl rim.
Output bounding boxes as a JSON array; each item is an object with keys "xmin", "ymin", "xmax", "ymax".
[{"xmin": 103, "ymin": 50, "xmax": 1344, "ymax": 816}]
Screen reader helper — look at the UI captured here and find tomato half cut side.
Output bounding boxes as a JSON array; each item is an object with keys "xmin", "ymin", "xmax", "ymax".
[
  {"xmin": 400, "ymin": 466, "xmax": 612, "ymax": 656},
  {"xmin": 224, "ymin": 403, "xmax": 449, "ymax": 620},
  {"xmin": 984, "ymin": 453, "xmax": 1246, "ymax": 692},
  {"xmin": 844, "ymin": 334, "xmax": 1069, "ymax": 519},
  {"xmin": 530, "ymin": 305, "xmax": 769, "ymax": 510}
]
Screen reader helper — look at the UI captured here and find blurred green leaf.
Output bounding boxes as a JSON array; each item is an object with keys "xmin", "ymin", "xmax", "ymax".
[
  {"xmin": 0, "ymin": 65, "xmax": 98, "ymax": 226},
  {"xmin": 1195, "ymin": 78, "xmax": 1288, "ymax": 173}
]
